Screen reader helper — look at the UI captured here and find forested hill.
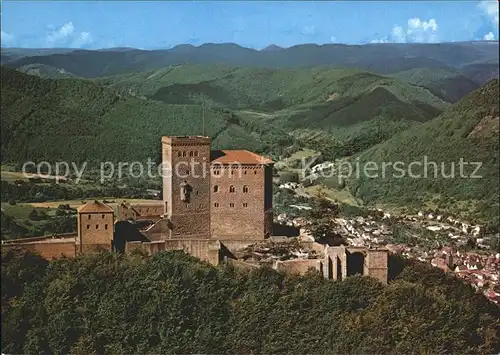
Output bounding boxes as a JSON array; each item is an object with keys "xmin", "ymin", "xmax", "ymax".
[
  {"xmin": 0, "ymin": 66, "xmax": 257, "ymax": 164},
  {"xmin": 1, "ymin": 65, "xmax": 450, "ymax": 164},
  {"xmin": 2, "ymin": 249, "xmax": 499, "ymax": 354},
  {"xmin": 352, "ymin": 79, "xmax": 500, "ymax": 224}
]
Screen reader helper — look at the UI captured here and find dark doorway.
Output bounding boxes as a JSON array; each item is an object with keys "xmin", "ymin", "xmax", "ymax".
[
  {"xmin": 113, "ymin": 221, "xmax": 149, "ymax": 253},
  {"xmin": 346, "ymin": 251, "xmax": 365, "ymax": 276},
  {"xmin": 336, "ymin": 256, "xmax": 342, "ymax": 281},
  {"xmin": 272, "ymin": 223, "xmax": 300, "ymax": 237}
]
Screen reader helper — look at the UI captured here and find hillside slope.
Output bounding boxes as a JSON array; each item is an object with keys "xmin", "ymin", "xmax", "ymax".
[
  {"xmin": 352, "ymin": 79, "xmax": 499, "ymax": 223},
  {"xmin": 1, "ymin": 64, "xmax": 451, "ymax": 166},
  {"xmin": 0, "ymin": 67, "xmax": 273, "ymax": 164},
  {"xmin": 390, "ymin": 67, "xmax": 480, "ymax": 103},
  {"xmin": 98, "ymin": 65, "xmax": 450, "ymax": 112},
  {"xmin": 98, "ymin": 64, "xmax": 450, "ymax": 157}
]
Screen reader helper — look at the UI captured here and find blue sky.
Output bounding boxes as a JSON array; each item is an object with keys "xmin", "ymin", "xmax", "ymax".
[{"xmin": 1, "ymin": 1, "xmax": 498, "ymax": 49}]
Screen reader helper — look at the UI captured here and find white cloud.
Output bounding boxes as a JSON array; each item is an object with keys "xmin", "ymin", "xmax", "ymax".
[
  {"xmin": 478, "ymin": 1, "xmax": 499, "ymax": 28},
  {"xmin": 483, "ymin": 31, "xmax": 495, "ymax": 40},
  {"xmin": 46, "ymin": 21, "xmax": 93, "ymax": 48},
  {"xmin": 388, "ymin": 17, "xmax": 439, "ymax": 43},
  {"xmin": 46, "ymin": 21, "xmax": 74, "ymax": 45},
  {"xmin": 71, "ymin": 32, "xmax": 93, "ymax": 48},
  {"xmin": 1, "ymin": 30, "xmax": 15, "ymax": 45},
  {"xmin": 408, "ymin": 18, "xmax": 437, "ymax": 32},
  {"xmin": 391, "ymin": 25, "xmax": 406, "ymax": 42}
]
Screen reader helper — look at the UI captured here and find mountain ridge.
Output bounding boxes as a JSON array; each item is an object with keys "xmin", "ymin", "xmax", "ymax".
[{"xmin": 2, "ymin": 41, "xmax": 498, "ymax": 80}]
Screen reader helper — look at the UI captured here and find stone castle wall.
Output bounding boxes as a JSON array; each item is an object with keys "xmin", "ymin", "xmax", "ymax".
[
  {"xmin": 210, "ymin": 164, "xmax": 272, "ymax": 240},
  {"xmin": 126, "ymin": 239, "xmax": 221, "ymax": 265},
  {"xmin": 273, "ymin": 259, "xmax": 324, "ymax": 275},
  {"xmin": 2, "ymin": 239, "xmax": 76, "ymax": 259}
]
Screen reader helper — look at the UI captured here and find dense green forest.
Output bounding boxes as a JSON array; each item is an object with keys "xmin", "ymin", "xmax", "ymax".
[
  {"xmin": 352, "ymin": 79, "xmax": 500, "ymax": 224},
  {"xmin": 1, "ymin": 64, "xmax": 448, "ymax": 165},
  {"xmin": 2, "ymin": 249, "xmax": 499, "ymax": 354},
  {"xmin": 388, "ymin": 67, "xmax": 480, "ymax": 103}
]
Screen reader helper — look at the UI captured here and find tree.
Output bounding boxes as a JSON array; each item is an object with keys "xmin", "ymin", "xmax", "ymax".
[{"xmin": 305, "ymin": 192, "xmax": 345, "ymax": 245}]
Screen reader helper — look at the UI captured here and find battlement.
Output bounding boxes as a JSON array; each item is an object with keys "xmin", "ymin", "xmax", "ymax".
[{"xmin": 162, "ymin": 136, "xmax": 211, "ymax": 146}]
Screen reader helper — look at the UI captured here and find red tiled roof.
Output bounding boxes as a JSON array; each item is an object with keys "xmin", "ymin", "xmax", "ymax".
[{"xmin": 211, "ymin": 150, "xmax": 273, "ymax": 165}]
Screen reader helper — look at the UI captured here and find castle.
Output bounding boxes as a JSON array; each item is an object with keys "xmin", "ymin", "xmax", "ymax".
[{"xmin": 3, "ymin": 135, "xmax": 388, "ymax": 283}]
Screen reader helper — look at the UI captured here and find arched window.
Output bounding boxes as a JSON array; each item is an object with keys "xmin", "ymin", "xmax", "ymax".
[
  {"xmin": 182, "ymin": 151, "xmax": 187, "ymax": 157},
  {"xmin": 243, "ymin": 185, "xmax": 249, "ymax": 193},
  {"xmin": 177, "ymin": 151, "xmax": 182, "ymax": 157},
  {"xmin": 189, "ymin": 151, "xmax": 194, "ymax": 157},
  {"xmin": 101, "ymin": 214, "xmax": 105, "ymax": 219},
  {"xmin": 229, "ymin": 185, "xmax": 235, "ymax": 193},
  {"xmin": 213, "ymin": 185, "xmax": 219, "ymax": 193},
  {"xmin": 194, "ymin": 151, "xmax": 199, "ymax": 157}
]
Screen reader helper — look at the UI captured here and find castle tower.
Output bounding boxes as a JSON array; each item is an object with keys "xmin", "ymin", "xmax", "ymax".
[
  {"xmin": 76, "ymin": 200, "xmax": 115, "ymax": 253},
  {"xmin": 210, "ymin": 150, "xmax": 274, "ymax": 240},
  {"xmin": 162, "ymin": 136, "xmax": 211, "ymax": 239},
  {"xmin": 365, "ymin": 248, "xmax": 388, "ymax": 284}
]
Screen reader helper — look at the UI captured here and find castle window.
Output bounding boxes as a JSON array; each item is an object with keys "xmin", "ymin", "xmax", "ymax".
[
  {"xmin": 213, "ymin": 185, "xmax": 219, "ymax": 193},
  {"xmin": 229, "ymin": 203, "xmax": 234, "ymax": 207},
  {"xmin": 229, "ymin": 185, "xmax": 235, "ymax": 193},
  {"xmin": 214, "ymin": 203, "xmax": 219, "ymax": 207},
  {"xmin": 254, "ymin": 171, "xmax": 257, "ymax": 174},
  {"xmin": 213, "ymin": 170, "xmax": 221, "ymax": 176},
  {"xmin": 88, "ymin": 215, "xmax": 91, "ymax": 220},
  {"xmin": 196, "ymin": 190, "xmax": 199, "ymax": 195},
  {"xmin": 231, "ymin": 170, "xmax": 234, "ymax": 175},
  {"xmin": 189, "ymin": 151, "xmax": 194, "ymax": 157},
  {"xmin": 86, "ymin": 225, "xmax": 90, "ymax": 229},
  {"xmin": 177, "ymin": 151, "xmax": 182, "ymax": 157},
  {"xmin": 243, "ymin": 203, "xmax": 248, "ymax": 207},
  {"xmin": 105, "ymin": 224, "xmax": 108, "ymax": 230},
  {"xmin": 244, "ymin": 171, "xmax": 247, "ymax": 175},
  {"xmin": 95, "ymin": 225, "xmax": 99, "ymax": 229},
  {"xmin": 101, "ymin": 214, "xmax": 104, "ymax": 219},
  {"xmin": 182, "ymin": 151, "xmax": 187, "ymax": 157},
  {"xmin": 194, "ymin": 151, "xmax": 199, "ymax": 157},
  {"xmin": 243, "ymin": 185, "xmax": 249, "ymax": 193}
]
